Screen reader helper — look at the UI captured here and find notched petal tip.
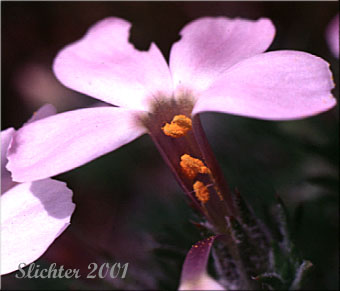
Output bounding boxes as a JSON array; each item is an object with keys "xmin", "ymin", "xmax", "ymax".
[
  {"xmin": 86, "ymin": 16, "xmax": 132, "ymax": 35},
  {"xmin": 170, "ymin": 16, "xmax": 277, "ymax": 93},
  {"xmin": 53, "ymin": 16, "xmax": 172, "ymax": 111},
  {"xmin": 178, "ymin": 16, "xmax": 275, "ymax": 38}
]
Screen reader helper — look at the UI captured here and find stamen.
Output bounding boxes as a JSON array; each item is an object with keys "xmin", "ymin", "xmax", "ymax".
[
  {"xmin": 180, "ymin": 154, "xmax": 211, "ymax": 179},
  {"xmin": 193, "ymin": 181, "xmax": 210, "ymax": 204},
  {"xmin": 161, "ymin": 115, "xmax": 192, "ymax": 138}
]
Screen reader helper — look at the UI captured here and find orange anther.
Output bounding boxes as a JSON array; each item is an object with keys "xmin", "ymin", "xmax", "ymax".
[
  {"xmin": 180, "ymin": 154, "xmax": 210, "ymax": 179},
  {"xmin": 193, "ymin": 181, "xmax": 210, "ymax": 204},
  {"xmin": 161, "ymin": 115, "xmax": 192, "ymax": 138}
]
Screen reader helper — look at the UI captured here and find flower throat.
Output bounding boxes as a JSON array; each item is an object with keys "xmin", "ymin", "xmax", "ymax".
[{"xmin": 140, "ymin": 95, "xmax": 235, "ymax": 233}]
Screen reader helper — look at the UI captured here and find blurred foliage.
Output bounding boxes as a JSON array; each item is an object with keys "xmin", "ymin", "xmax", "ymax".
[{"xmin": 2, "ymin": 1, "xmax": 338, "ymax": 290}]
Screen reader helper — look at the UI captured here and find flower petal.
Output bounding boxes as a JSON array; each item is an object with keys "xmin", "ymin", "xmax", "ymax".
[
  {"xmin": 179, "ymin": 273, "xmax": 225, "ymax": 291},
  {"xmin": 26, "ymin": 104, "xmax": 57, "ymax": 124},
  {"xmin": 7, "ymin": 107, "xmax": 146, "ymax": 182},
  {"xmin": 178, "ymin": 236, "xmax": 225, "ymax": 290},
  {"xmin": 1, "ymin": 128, "xmax": 16, "ymax": 193},
  {"xmin": 53, "ymin": 17, "xmax": 173, "ymax": 111},
  {"xmin": 326, "ymin": 13, "xmax": 339, "ymax": 58},
  {"xmin": 1, "ymin": 179, "xmax": 75, "ymax": 275},
  {"xmin": 170, "ymin": 17, "xmax": 275, "ymax": 93},
  {"xmin": 193, "ymin": 50, "xmax": 336, "ymax": 120}
]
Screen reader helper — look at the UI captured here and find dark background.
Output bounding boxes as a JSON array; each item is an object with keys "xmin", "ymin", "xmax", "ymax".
[{"xmin": 2, "ymin": 1, "xmax": 339, "ymax": 290}]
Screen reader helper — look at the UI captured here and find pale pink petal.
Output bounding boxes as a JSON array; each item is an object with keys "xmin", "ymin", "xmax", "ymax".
[
  {"xmin": 179, "ymin": 273, "xmax": 225, "ymax": 290},
  {"xmin": 1, "ymin": 179, "xmax": 75, "ymax": 275},
  {"xmin": 170, "ymin": 17, "xmax": 275, "ymax": 94},
  {"xmin": 1, "ymin": 128, "xmax": 16, "ymax": 193},
  {"xmin": 193, "ymin": 50, "xmax": 336, "ymax": 120},
  {"xmin": 26, "ymin": 104, "xmax": 57, "ymax": 124},
  {"xmin": 178, "ymin": 236, "xmax": 225, "ymax": 290},
  {"xmin": 53, "ymin": 17, "xmax": 173, "ymax": 111},
  {"xmin": 7, "ymin": 107, "xmax": 146, "ymax": 182},
  {"xmin": 326, "ymin": 14, "xmax": 339, "ymax": 58},
  {"xmin": 1, "ymin": 105, "xmax": 57, "ymax": 193}
]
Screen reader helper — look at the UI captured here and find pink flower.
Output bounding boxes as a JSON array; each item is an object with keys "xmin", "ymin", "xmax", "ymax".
[
  {"xmin": 326, "ymin": 13, "xmax": 339, "ymax": 58},
  {"xmin": 1, "ymin": 105, "xmax": 75, "ymax": 275},
  {"xmin": 7, "ymin": 17, "xmax": 336, "ymax": 183},
  {"xmin": 178, "ymin": 236, "xmax": 225, "ymax": 290}
]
